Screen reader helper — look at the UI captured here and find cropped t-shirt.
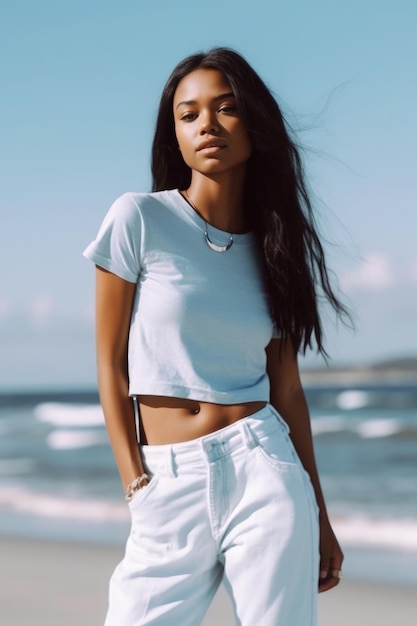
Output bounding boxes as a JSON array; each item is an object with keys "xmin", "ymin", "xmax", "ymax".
[{"xmin": 83, "ymin": 189, "xmax": 278, "ymax": 403}]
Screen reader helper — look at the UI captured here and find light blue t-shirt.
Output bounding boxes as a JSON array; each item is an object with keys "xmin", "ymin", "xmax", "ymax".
[{"xmin": 83, "ymin": 189, "xmax": 277, "ymax": 403}]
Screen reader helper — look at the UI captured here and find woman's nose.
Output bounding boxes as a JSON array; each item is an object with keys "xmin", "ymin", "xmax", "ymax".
[{"xmin": 199, "ymin": 110, "xmax": 219, "ymax": 134}]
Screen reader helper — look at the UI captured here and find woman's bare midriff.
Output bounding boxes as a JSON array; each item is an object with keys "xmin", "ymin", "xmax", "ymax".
[{"xmin": 138, "ymin": 395, "xmax": 266, "ymax": 445}]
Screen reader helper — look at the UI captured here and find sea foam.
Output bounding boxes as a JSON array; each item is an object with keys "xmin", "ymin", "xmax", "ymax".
[
  {"xmin": 47, "ymin": 429, "xmax": 108, "ymax": 450},
  {"xmin": 34, "ymin": 402, "xmax": 104, "ymax": 427},
  {"xmin": 0, "ymin": 485, "xmax": 129, "ymax": 522},
  {"xmin": 312, "ymin": 415, "xmax": 413, "ymax": 439},
  {"xmin": 333, "ymin": 515, "xmax": 417, "ymax": 551}
]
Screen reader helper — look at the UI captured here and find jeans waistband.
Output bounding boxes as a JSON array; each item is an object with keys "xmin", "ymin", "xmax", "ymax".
[{"xmin": 140, "ymin": 403, "xmax": 289, "ymax": 477}]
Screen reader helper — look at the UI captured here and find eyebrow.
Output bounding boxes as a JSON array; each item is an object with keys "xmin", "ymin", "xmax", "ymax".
[{"xmin": 175, "ymin": 92, "xmax": 235, "ymax": 110}]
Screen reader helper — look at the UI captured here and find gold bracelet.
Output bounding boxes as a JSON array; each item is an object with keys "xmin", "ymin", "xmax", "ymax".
[{"xmin": 125, "ymin": 473, "xmax": 150, "ymax": 500}]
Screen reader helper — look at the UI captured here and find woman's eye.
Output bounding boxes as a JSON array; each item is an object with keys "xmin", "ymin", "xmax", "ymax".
[
  {"xmin": 181, "ymin": 113, "xmax": 197, "ymax": 122},
  {"xmin": 219, "ymin": 105, "xmax": 237, "ymax": 114}
]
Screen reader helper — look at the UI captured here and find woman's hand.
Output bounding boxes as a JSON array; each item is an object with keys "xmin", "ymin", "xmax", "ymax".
[
  {"xmin": 318, "ymin": 514, "xmax": 344, "ymax": 593},
  {"xmin": 266, "ymin": 340, "xmax": 344, "ymax": 592}
]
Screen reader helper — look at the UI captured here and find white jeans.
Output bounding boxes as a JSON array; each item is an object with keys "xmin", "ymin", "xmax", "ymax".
[{"xmin": 104, "ymin": 404, "xmax": 319, "ymax": 626}]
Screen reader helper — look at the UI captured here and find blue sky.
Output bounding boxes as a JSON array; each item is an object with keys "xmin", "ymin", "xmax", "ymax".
[{"xmin": 1, "ymin": 0, "xmax": 416, "ymax": 389}]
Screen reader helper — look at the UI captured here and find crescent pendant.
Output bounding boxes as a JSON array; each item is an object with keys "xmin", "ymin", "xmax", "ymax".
[
  {"xmin": 183, "ymin": 190, "xmax": 234, "ymax": 253},
  {"xmin": 204, "ymin": 227, "xmax": 234, "ymax": 253}
]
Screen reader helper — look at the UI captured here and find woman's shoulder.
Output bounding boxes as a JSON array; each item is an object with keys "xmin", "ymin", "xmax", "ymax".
[
  {"xmin": 111, "ymin": 189, "xmax": 179, "ymax": 213},
  {"xmin": 102, "ymin": 189, "xmax": 183, "ymax": 238}
]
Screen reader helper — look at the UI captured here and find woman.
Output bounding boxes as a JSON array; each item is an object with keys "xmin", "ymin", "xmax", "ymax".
[{"xmin": 84, "ymin": 47, "xmax": 346, "ymax": 626}]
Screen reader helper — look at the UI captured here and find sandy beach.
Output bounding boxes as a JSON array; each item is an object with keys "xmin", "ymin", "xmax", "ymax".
[{"xmin": 1, "ymin": 537, "xmax": 416, "ymax": 625}]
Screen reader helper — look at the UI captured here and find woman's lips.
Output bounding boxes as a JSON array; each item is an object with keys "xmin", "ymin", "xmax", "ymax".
[
  {"xmin": 198, "ymin": 145, "xmax": 226, "ymax": 154},
  {"xmin": 197, "ymin": 140, "xmax": 227, "ymax": 152}
]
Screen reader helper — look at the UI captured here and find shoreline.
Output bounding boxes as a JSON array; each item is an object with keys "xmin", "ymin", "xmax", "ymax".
[
  {"xmin": 1, "ymin": 536, "xmax": 416, "ymax": 626},
  {"xmin": 2, "ymin": 504, "xmax": 417, "ymax": 587}
]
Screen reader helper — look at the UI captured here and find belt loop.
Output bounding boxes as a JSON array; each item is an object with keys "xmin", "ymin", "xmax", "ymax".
[
  {"xmin": 240, "ymin": 421, "xmax": 258, "ymax": 450},
  {"xmin": 163, "ymin": 445, "xmax": 176, "ymax": 478}
]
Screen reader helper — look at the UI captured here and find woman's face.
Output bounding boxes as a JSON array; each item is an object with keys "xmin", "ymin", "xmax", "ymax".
[{"xmin": 173, "ymin": 69, "xmax": 252, "ymax": 178}]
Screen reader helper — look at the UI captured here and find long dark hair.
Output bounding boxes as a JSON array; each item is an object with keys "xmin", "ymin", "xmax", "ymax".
[{"xmin": 151, "ymin": 47, "xmax": 349, "ymax": 355}]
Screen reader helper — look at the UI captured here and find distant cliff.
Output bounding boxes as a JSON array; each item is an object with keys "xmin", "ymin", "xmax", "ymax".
[{"xmin": 300, "ymin": 357, "xmax": 417, "ymax": 387}]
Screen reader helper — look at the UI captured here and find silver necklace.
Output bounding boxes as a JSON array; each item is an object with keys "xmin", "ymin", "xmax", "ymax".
[{"xmin": 184, "ymin": 190, "xmax": 234, "ymax": 253}]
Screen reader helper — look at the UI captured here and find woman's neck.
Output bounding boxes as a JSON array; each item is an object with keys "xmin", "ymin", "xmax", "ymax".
[{"xmin": 185, "ymin": 172, "xmax": 247, "ymax": 233}]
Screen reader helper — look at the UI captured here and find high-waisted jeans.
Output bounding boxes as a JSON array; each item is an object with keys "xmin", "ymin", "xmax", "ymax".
[{"xmin": 104, "ymin": 404, "xmax": 320, "ymax": 626}]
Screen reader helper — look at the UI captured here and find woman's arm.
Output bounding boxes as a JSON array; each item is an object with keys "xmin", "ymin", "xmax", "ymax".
[
  {"xmin": 95, "ymin": 266, "xmax": 145, "ymax": 491},
  {"xmin": 266, "ymin": 338, "xmax": 343, "ymax": 592}
]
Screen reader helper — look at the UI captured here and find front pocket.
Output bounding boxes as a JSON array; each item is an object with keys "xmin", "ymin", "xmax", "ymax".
[
  {"xmin": 255, "ymin": 431, "xmax": 299, "ymax": 472},
  {"xmin": 256, "ymin": 445, "xmax": 300, "ymax": 473},
  {"xmin": 127, "ymin": 473, "xmax": 160, "ymax": 512}
]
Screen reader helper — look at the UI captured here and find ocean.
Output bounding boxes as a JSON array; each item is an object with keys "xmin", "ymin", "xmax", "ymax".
[{"xmin": 1, "ymin": 384, "xmax": 416, "ymax": 586}]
